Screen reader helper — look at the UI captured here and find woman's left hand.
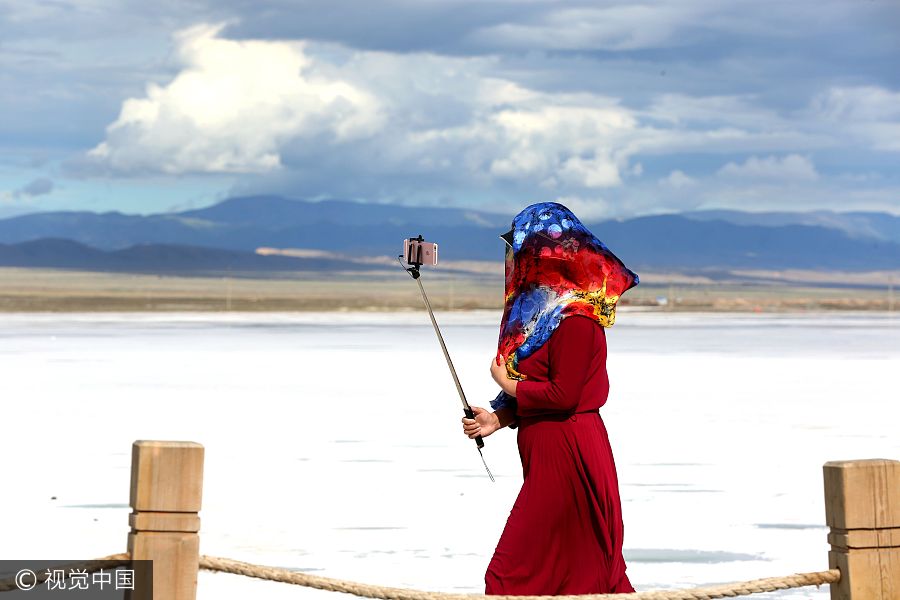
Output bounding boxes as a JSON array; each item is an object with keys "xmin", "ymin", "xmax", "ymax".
[{"xmin": 490, "ymin": 356, "xmax": 517, "ymax": 397}]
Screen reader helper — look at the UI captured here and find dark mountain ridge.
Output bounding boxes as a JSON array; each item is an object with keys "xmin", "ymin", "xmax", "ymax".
[
  {"xmin": 0, "ymin": 238, "xmax": 389, "ymax": 275},
  {"xmin": 682, "ymin": 209, "xmax": 900, "ymax": 242},
  {"xmin": 0, "ymin": 196, "xmax": 897, "ymax": 272}
]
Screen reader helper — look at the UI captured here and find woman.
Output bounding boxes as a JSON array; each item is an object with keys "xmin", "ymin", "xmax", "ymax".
[{"xmin": 461, "ymin": 201, "xmax": 638, "ymax": 594}]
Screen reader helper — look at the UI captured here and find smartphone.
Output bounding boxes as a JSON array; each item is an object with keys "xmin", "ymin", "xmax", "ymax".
[{"xmin": 403, "ymin": 238, "xmax": 439, "ymax": 266}]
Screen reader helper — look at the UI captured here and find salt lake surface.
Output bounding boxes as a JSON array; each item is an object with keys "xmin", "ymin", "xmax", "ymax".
[{"xmin": 2, "ymin": 310, "xmax": 898, "ymax": 599}]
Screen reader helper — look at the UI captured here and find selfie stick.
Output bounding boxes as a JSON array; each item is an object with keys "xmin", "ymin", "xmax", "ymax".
[{"xmin": 399, "ymin": 235, "xmax": 495, "ymax": 482}]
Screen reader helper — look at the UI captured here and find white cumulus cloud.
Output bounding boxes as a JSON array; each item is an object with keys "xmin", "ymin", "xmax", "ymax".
[
  {"xmin": 811, "ymin": 86, "xmax": 900, "ymax": 152},
  {"xmin": 80, "ymin": 22, "xmax": 900, "ymax": 216},
  {"xmin": 86, "ymin": 22, "xmax": 383, "ymax": 174},
  {"xmin": 717, "ymin": 154, "xmax": 819, "ymax": 181},
  {"xmin": 84, "ymin": 23, "xmax": 646, "ymax": 195},
  {"xmin": 659, "ymin": 170, "xmax": 696, "ymax": 188},
  {"xmin": 468, "ymin": 4, "xmax": 710, "ymax": 51}
]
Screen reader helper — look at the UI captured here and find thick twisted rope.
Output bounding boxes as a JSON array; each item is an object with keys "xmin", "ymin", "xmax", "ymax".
[
  {"xmin": 0, "ymin": 553, "xmax": 839, "ymax": 598},
  {"xmin": 0, "ymin": 553, "xmax": 130, "ymax": 592},
  {"xmin": 198, "ymin": 555, "xmax": 840, "ymax": 600}
]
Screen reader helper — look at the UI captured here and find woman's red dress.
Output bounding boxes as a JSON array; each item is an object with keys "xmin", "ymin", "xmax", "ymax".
[{"xmin": 485, "ymin": 315, "xmax": 634, "ymax": 594}]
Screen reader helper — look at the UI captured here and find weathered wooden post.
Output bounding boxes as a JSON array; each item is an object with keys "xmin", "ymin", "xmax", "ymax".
[
  {"xmin": 824, "ymin": 458, "xmax": 899, "ymax": 599},
  {"xmin": 128, "ymin": 441, "xmax": 204, "ymax": 600}
]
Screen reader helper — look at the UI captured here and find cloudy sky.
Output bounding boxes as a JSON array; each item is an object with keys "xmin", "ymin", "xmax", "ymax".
[{"xmin": 1, "ymin": 0, "xmax": 898, "ymax": 220}]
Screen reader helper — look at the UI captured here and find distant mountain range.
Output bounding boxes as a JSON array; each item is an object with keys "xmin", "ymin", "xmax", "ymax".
[
  {"xmin": 0, "ymin": 238, "xmax": 392, "ymax": 275},
  {"xmin": 682, "ymin": 209, "xmax": 900, "ymax": 242},
  {"xmin": 0, "ymin": 196, "xmax": 897, "ymax": 275}
]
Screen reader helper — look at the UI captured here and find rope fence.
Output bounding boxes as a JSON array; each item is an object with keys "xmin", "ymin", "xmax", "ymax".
[
  {"xmin": 0, "ymin": 553, "xmax": 839, "ymax": 599},
  {"xmin": 199, "ymin": 554, "xmax": 841, "ymax": 600}
]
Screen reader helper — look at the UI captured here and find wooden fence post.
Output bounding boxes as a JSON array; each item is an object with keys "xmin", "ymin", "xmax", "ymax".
[
  {"xmin": 128, "ymin": 441, "xmax": 204, "ymax": 600},
  {"xmin": 824, "ymin": 458, "xmax": 899, "ymax": 599}
]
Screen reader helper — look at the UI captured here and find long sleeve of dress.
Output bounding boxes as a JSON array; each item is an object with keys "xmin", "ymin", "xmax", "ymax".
[
  {"xmin": 514, "ymin": 316, "xmax": 599, "ymax": 417},
  {"xmin": 489, "ymin": 391, "xmax": 520, "ymax": 429}
]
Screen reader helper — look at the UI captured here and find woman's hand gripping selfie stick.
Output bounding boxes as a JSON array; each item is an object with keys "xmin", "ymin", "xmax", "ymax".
[{"xmin": 398, "ymin": 235, "xmax": 495, "ymax": 482}]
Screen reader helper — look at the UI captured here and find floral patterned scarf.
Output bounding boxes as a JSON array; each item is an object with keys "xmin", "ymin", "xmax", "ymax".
[{"xmin": 490, "ymin": 202, "xmax": 639, "ymax": 411}]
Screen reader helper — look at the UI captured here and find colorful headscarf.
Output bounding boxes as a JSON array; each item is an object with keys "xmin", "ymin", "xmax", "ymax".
[{"xmin": 490, "ymin": 202, "xmax": 638, "ymax": 411}]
